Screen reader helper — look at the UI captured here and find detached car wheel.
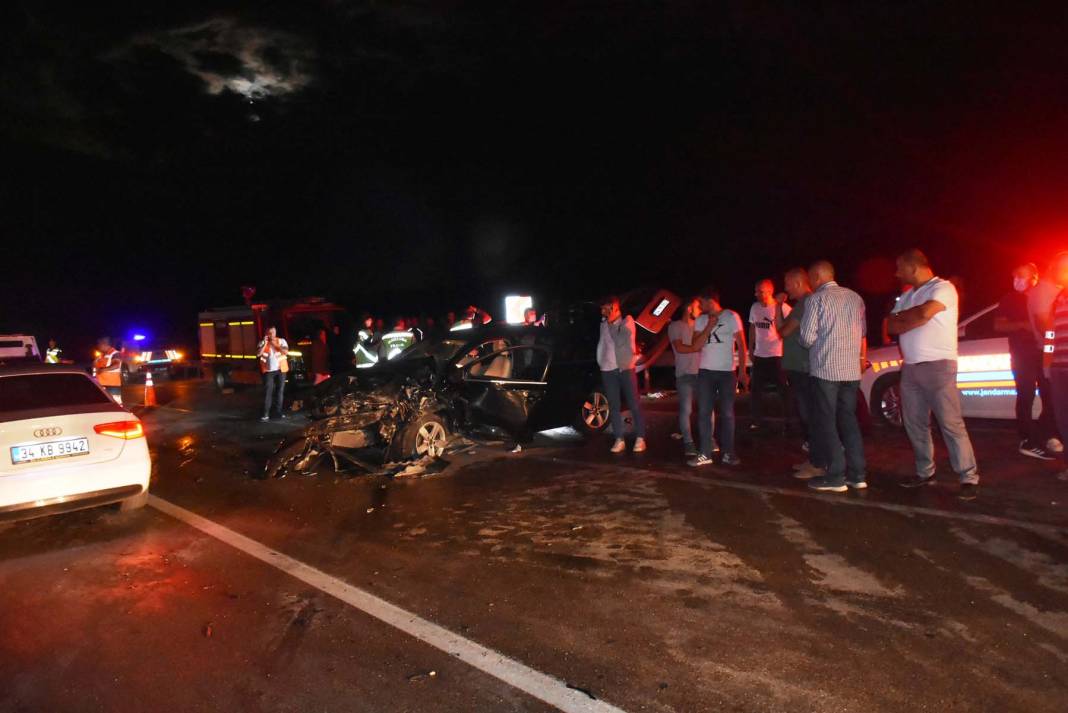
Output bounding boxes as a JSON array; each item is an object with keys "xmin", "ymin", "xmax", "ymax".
[
  {"xmin": 872, "ymin": 374, "xmax": 903, "ymax": 427},
  {"xmin": 576, "ymin": 390, "xmax": 611, "ymax": 435},
  {"xmin": 394, "ymin": 413, "xmax": 449, "ymax": 460}
]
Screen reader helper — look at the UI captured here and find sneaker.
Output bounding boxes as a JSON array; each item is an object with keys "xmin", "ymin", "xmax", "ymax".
[
  {"xmin": 793, "ymin": 462, "xmax": 824, "ymax": 480},
  {"xmin": 847, "ymin": 479, "xmax": 868, "ymax": 490},
  {"xmin": 1019, "ymin": 440, "xmax": 1054, "ymax": 461},
  {"xmin": 899, "ymin": 474, "xmax": 935, "ymax": 488},
  {"xmin": 807, "ymin": 475, "xmax": 847, "ymax": 493},
  {"xmin": 958, "ymin": 483, "xmax": 978, "ymax": 501},
  {"xmin": 610, "ymin": 439, "xmax": 626, "ymax": 454},
  {"xmin": 721, "ymin": 453, "xmax": 742, "ymax": 466},
  {"xmin": 260, "ymin": 415, "xmax": 269, "ymax": 422},
  {"xmin": 688, "ymin": 454, "xmax": 714, "ymax": 467},
  {"xmin": 801, "ymin": 440, "xmax": 810, "ymax": 453},
  {"xmin": 1047, "ymin": 437, "xmax": 1065, "ymax": 454},
  {"xmin": 633, "ymin": 437, "xmax": 647, "ymax": 453},
  {"xmin": 683, "ymin": 443, "xmax": 699, "ymax": 458},
  {"xmin": 279, "ymin": 413, "xmax": 288, "ymax": 420},
  {"xmin": 509, "ymin": 443, "xmax": 523, "ymax": 454}
]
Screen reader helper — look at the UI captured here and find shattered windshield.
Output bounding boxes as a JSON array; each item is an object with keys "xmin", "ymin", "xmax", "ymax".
[{"xmin": 397, "ymin": 338, "xmax": 466, "ymax": 365}]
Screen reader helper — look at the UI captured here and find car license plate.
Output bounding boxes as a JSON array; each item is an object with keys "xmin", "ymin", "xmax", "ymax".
[{"xmin": 11, "ymin": 437, "xmax": 90, "ymax": 465}]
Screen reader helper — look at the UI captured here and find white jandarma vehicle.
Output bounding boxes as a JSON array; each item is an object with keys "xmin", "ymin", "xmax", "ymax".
[
  {"xmin": 861, "ymin": 303, "xmax": 1039, "ymax": 426},
  {"xmin": 0, "ymin": 365, "xmax": 151, "ymax": 521}
]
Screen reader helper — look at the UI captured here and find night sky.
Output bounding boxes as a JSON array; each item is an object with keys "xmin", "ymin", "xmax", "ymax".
[{"xmin": 5, "ymin": 2, "xmax": 1068, "ymax": 353}]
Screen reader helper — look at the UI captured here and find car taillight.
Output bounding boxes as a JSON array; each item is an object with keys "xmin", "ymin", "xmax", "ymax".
[{"xmin": 94, "ymin": 421, "xmax": 145, "ymax": 439}]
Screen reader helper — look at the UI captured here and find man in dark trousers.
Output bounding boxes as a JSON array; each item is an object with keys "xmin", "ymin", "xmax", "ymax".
[{"xmin": 995, "ymin": 262, "xmax": 1059, "ymax": 460}]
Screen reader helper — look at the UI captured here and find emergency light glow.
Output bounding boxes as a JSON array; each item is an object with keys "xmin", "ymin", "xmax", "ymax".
[
  {"xmin": 450, "ymin": 322, "xmax": 473, "ymax": 331},
  {"xmin": 505, "ymin": 295, "xmax": 533, "ymax": 324},
  {"xmin": 133, "ymin": 334, "xmax": 146, "ymax": 342}
]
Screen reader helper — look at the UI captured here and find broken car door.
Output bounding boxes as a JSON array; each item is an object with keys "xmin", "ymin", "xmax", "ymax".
[{"xmin": 461, "ymin": 346, "xmax": 551, "ymax": 436}]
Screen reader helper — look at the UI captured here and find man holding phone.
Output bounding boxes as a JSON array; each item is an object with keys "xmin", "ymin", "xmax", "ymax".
[{"xmin": 258, "ymin": 326, "xmax": 289, "ymax": 422}]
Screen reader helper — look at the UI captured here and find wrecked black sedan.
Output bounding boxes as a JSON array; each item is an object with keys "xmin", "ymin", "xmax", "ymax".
[{"xmin": 266, "ymin": 324, "xmax": 610, "ymax": 477}]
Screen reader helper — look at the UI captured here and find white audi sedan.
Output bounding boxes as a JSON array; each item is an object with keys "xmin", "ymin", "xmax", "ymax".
[{"xmin": 0, "ymin": 365, "xmax": 151, "ymax": 521}]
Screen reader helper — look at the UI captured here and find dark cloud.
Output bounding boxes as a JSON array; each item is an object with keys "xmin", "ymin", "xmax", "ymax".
[{"xmin": 121, "ymin": 17, "xmax": 314, "ymax": 100}]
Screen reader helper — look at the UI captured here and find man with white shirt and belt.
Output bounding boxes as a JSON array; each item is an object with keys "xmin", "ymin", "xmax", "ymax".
[
  {"xmin": 597, "ymin": 295, "xmax": 647, "ymax": 454},
  {"xmin": 887, "ymin": 249, "xmax": 979, "ymax": 500}
]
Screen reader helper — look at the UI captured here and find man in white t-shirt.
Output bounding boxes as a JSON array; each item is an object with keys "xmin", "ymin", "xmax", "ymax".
[
  {"xmin": 669, "ymin": 297, "xmax": 705, "ymax": 457},
  {"xmin": 676, "ymin": 287, "xmax": 749, "ymax": 467},
  {"xmin": 749, "ymin": 278, "xmax": 791, "ymax": 432},
  {"xmin": 257, "ymin": 326, "xmax": 290, "ymax": 422},
  {"xmin": 887, "ymin": 249, "xmax": 978, "ymax": 499}
]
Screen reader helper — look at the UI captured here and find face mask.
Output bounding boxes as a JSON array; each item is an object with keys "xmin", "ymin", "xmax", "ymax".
[{"xmin": 1013, "ymin": 277, "xmax": 1031, "ymax": 293}]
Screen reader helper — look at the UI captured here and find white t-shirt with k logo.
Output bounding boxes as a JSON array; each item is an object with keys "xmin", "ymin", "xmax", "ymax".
[{"xmin": 694, "ymin": 310, "xmax": 743, "ymax": 371}]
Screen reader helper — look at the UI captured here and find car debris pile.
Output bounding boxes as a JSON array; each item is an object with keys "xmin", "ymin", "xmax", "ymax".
[{"xmin": 263, "ymin": 366, "xmax": 459, "ymax": 478}]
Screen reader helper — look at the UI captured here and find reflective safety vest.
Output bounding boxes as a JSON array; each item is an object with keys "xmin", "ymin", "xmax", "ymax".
[
  {"xmin": 353, "ymin": 329, "xmax": 379, "ymax": 368},
  {"xmin": 379, "ymin": 331, "xmax": 415, "ymax": 361},
  {"xmin": 45, "ymin": 347, "xmax": 61, "ymax": 364},
  {"xmin": 94, "ymin": 348, "xmax": 123, "ymax": 387}
]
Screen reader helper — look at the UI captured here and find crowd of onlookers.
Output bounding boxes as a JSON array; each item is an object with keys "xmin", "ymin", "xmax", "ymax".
[{"xmin": 596, "ymin": 249, "xmax": 1068, "ymax": 501}]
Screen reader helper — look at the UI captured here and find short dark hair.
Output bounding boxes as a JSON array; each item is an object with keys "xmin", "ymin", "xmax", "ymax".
[
  {"xmin": 898, "ymin": 248, "xmax": 930, "ymax": 268},
  {"xmin": 600, "ymin": 294, "xmax": 621, "ymax": 307},
  {"xmin": 1017, "ymin": 262, "xmax": 1039, "ymax": 277},
  {"xmin": 697, "ymin": 286, "xmax": 720, "ymax": 302},
  {"xmin": 784, "ymin": 267, "xmax": 808, "ymax": 282}
]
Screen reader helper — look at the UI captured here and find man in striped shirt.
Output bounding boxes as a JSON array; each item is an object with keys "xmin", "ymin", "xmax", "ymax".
[
  {"xmin": 1044, "ymin": 253, "xmax": 1068, "ymax": 481},
  {"xmin": 798, "ymin": 261, "xmax": 868, "ymax": 492}
]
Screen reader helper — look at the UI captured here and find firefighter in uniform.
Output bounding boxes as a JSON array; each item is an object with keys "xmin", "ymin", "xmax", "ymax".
[
  {"xmin": 94, "ymin": 337, "xmax": 124, "ymax": 404},
  {"xmin": 353, "ymin": 314, "xmax": 380, "ymax": 368},
  {"xmin": 45, "ymin": 339, "xmax": 62, "ymax": 364}
]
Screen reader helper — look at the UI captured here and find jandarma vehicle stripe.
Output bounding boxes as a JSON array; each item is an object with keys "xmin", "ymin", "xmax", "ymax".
[{"xmin": 147, "ymin": 495, "xmax": 628, "ymax": 713}]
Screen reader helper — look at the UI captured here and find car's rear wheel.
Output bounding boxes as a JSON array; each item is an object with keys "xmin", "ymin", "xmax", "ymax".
[
  {"xmin": 576, "ymin": 390, "xmax": 611, "ymax": 434},
  {"xmin": 871, "ymin": 374, "xmax": 903, "ymax": 427},
  {"xmin": 392, "ymin": 413, "xmax": 449, "ymax": 460},
  {"xmin": 118, "ymin": 490, "xmax": 148, "ymax": 512},
  {"xmin": 213, "ymin": 367, "xmax": 231, "ymax": 391}
]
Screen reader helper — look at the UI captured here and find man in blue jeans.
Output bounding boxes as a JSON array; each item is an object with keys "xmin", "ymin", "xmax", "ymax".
[
  {"xmin": 677, "ymin": 287, "xmax": 749, "ymax": 467},
  {"xmin": 669, "ymin": 297, "xmax": 706, "ymax": 457},
  {"xmin": 798, "ymin": 261, "xmax": 868, "ymax": 492},
  {"xmin": 597, "ymin": 295, "xmax": 646, "ymax": 453}
]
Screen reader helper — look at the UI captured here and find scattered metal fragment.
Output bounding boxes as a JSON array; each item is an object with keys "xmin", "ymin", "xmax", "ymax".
[
  {"xmin": 566, "ymin": 683, "xmax": 597, "ymax": 700},
  {"xmin": 407, "ymin": 670, "xmax": 437, "ymax": 683}
]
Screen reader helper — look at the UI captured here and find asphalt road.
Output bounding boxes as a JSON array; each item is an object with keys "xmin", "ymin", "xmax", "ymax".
[{"xmin": 2, "ymin": 379, "xmax": 1067, "ymax": 713}]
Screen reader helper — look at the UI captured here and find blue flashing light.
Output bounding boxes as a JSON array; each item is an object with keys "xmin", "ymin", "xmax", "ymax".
[{"xmin": 133, "ymin": 334, "xmax": 147, "ymax": 342}]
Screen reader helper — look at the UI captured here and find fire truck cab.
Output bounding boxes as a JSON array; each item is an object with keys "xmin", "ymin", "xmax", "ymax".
[{"xmin": 198, "ymin": 298, "xmax": 348, "ymax": 389}]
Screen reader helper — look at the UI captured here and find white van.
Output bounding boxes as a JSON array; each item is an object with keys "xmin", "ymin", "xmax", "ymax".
[{"xmin": 0, "ymin": 335, "xmax": 41, "ymax": 366}]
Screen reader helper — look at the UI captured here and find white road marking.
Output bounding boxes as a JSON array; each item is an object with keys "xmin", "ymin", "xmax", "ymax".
[
  {"xmin": 147, "ymin": 494, "xmax": 627, "ymax": 713},
  {"xmin": 532, "ymin": 456, "xmax": 1068, "ymax": 540}
]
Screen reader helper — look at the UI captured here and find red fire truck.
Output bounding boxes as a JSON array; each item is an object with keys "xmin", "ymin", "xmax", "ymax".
[{"xmin": 198, "ymin": 297, "xmax": 349, "ymax": 389}]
